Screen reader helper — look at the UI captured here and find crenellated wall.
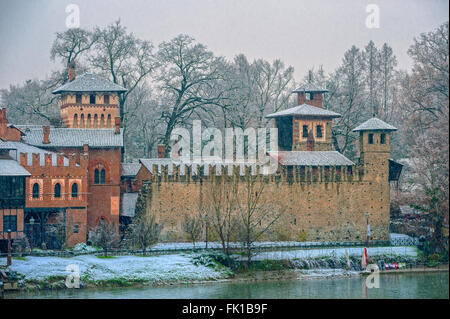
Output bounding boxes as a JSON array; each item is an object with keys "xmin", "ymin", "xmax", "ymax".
[{"xmin": 134, "ymin": 162, "xmax": 390, "ymax": 242}]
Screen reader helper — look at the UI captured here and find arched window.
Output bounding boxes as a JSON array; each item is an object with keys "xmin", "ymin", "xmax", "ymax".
[
  {"xmin": 87, "ymin": 114, "xmax": 91, "ymax": 128},
  {"xmin": 94, "ymin": 114, "xmax": 98, "ymax": 128},
  {"xmin": 94, "ymin": 169, "xmax": 100, "ymax": 184},
  {"xmin": 73, "ymin": 114, "xmax": 78, "ymax": 128},
  {"xmin": 71, "ymin": 183, "xmax": 78, "ymax": 198},
  {"xmin": 100, "ymin": 114, "xmax": 105, "ymax": 128},
  {"xmin": 32, "ymin": 183, "xmax": 40, "ymax": 199},
  {"xmin": 107, "ymin": 114, "xmax": 112, "ymax": 128},
  {"xmin": 100, "ymin": 169, "xmax": 106, "ymax": 184},
  {"xmin": 54, "ymin": 183, "xmax": 61, "ymax": 198},
  {"xmin": 80, "ymin": 114, "xmax": 85, "ymax": 128}
]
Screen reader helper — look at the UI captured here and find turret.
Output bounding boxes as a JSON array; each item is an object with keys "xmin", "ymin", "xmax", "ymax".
[
  {"xmin": 266, "ymin": 84, "xmax": 340, "ymax": 151},
  {"xmin": 52, "ymin": 67, "xmax": 127, "ymax": 129},
  {"xmin": 353, "ymin": 116, "xmax": 397, "ymax": 180}
]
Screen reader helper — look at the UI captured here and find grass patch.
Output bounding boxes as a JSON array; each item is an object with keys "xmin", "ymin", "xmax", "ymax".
[
  {"xmin": 96, "ymin": 255, "xmax": 117, "ymax": 259},
  {"xmin": 13, "ymin": 256, "xmax": 28, "ymax": 261}
]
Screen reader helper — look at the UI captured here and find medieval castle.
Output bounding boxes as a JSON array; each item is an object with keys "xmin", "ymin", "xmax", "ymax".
[{"xmin": 0, "ymin": 64, "xmax": 402, "ymax": 250}]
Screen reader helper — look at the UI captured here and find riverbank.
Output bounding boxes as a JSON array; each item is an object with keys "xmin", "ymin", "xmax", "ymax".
[{"xmin": 0, "ymin": 245, "xmax": 443, "ymax": 293}]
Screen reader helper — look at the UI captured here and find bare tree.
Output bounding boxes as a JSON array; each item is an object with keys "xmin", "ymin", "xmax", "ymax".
[
  {"xmin": 206, "ymin": 176, "xmax": 239, "ymax": 256},
  {"xmin": 89, "ymin": 220, "xmax": 120, "ymax": 256},
  {"xmin": 125, "ymin": 215, "xmax": 162, "ymax": 254},
  {"xmin": 363, "ymin": 41, "xmax": 381, "ymax": 116},
  {"xmin": 154, "ymin": 34, "xmax": 228, "ymax": 154},
  {"xmin": 397, "ymin": 22, "xmax": 449, "ymax": 254},
  {"xmin": 234, "ymin": 177, "xmax": 285, "ymax": 268},
  {"xmin": 183, "ymin": 214, "xmax": 202, "ymax": 249},
  {"xmin": 51, "ymin": 28, "xmax": 95, "ymax": 80},
  {"xmin": 90, "ymin": 20, "xmax": 155, "ymax": 122},
  {"xmin": 1, "ymin": 77, "xmax": 61, "ymax": 125}
]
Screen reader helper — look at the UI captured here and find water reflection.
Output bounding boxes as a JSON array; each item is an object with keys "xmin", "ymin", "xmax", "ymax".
[{"xmin": 6, "ymin": 272, "xmax": 449, "ymax": 299}]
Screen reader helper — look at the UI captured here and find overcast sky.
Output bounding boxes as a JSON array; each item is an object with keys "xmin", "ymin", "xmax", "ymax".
[{"xmin": 0, "ymin": 0, "xmax": 448, "ymax": 89}]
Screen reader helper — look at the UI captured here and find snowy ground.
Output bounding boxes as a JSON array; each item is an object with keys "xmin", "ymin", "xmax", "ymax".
[
  {"xmin": 0, "ymin": 246, "xmax": 417, "ymax": 287},
  {"xmin": 247, "ymin": 246, "xmax": 418, "ymax": 261},
  {"xmin": 1, "ymin": 254, "xmax": 231, "ymax": 284}
]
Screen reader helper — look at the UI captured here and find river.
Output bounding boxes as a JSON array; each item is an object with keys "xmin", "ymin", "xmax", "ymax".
[{"xmin": 5, "ymin": 271, "xmax": 449, "ymax": 299}]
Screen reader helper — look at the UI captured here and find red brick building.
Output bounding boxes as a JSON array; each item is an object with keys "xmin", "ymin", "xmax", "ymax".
[{"xmin": 0, "ymin": 66, "xmax": 126, "ymax": 249}]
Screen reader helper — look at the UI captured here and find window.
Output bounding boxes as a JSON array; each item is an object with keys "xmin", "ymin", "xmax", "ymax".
[
  {"xmin": 90, "ymin": 94, "xmax": 96, "ymax": 104},
  {"xmin": 104, "ymin": 94, "xmax": 110, "ymax": 104},
  {"xmin": 107, "ymin": 114, "xmax": 112, "ymax": 127},
  {"xmin": 310, "ymin": 93, "xmax": 314, "ymax": 100},
  {"xmin": 368, "ymin": 133, "xmax": 374, "ymax": 144},
  {"xmin": 73, "ymin": 114, "xmax": 78, "ymax": 128},
  {"xmin": 54, "ymin": 183, "xmax": 61, "ymax": 198},
  {"xmin": 101, "ymin": 169, "xmax": 106, "ymax": 184},
  {"xmin": 94, "ymin": 168, "xmax": 106, "ymax": 184},
  {"xmin": 316, "ymin": 125, "xmax": 323, "ymax": 138},
  {"xmin": 76, "ymin": 94, "xmax": 82, "ymax": 104},
  {"xmin": 71, "ymin": 183, "xmax": 78, "ymax": 198},
  {"xmin": 32, "ymin": 183, "xmax": 40, "ymax": 199},
  {"xmin": 80, "ymin": 114, "xmax": 85, "ymax": 128},
  {"xmin": 94, "ymin": 169, "xmax": 100, "ymax": 184},
  {"xmin": 73, "ymin": 224, "xmax": 79, "ymax": 234},
  {"xmin": 302, "ymin": 125, "xmax": 309, "ymax": 138},
  {"xmin": 380, "ymin": 133, "xmax": 386, "ymax": 144},
  {"xmin": 3, "ymin": 215, "xmax": 17, "ymax": 232},
  {"xmin": 87, "ymin": 114, "xmax": 91, "ymax": 128},
  {"xmin": 94, "ymin": 114, "xmax": 98, "ymax": 128},
  {"xmin": 100, "ymin": 114, "xmax": 105, "ymax": 128}
]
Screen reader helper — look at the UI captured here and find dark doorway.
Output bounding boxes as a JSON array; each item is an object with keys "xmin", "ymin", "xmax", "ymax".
[{"xmin": 276, "ymin": 117, "xmax": 293, "ymax": 151}]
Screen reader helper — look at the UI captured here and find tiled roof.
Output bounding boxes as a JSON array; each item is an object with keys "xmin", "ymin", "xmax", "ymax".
[
  {"xmin": 121, "ymin": 193, "xmax": 139, "ymax": 217},
  {"xmin": 0, "ymin": 159, "xmax": 31, "ymax": 176},
  {"xmin": 266, "ymin": 103, "xmax": 341, "ymax": 118},
  {"xmin": 269, "ymin": 151, "xmax": 354, "ymax": 166},
  {"xmin": 353, "ymin": 117, "xmax": 397, "ymax": 132},
  {"xmin": 3, "ymin": 141, "xmax": 71, "ymax": 166},
  {"xmin": 292, "ymin": 83, "xmax": 328, "ymax": 93},
  {"xmin": 52, "ymin": 73, "xmax": 127, "ymax": 94},
  {"xmin": 121, "ymin": 163, "xmax": 141, "ymax": 177},
  {"xmin": 15, "ymin": 126, "xmax": 123, "ymax": 148}
]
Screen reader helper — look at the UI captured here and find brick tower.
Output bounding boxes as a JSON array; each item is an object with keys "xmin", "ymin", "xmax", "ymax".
[
  {"xmin": 52, "ymin": 63, "xmax": 127, "ymax": 129},
  {"xmin": 267, "ymin": 83, "xmax": 340, "ymax": 151}
]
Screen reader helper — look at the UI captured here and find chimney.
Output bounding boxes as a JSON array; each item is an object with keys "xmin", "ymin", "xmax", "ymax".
[
  {"xmin": 0, "ymin": 108, "xmax": 7, "ymax": 139},
  {"xmin": 68, "ymin": 61, "xmax": 76, "ymax": 82},
  {"xmin": 157, "ymin": 144, "xmax": 166, "ymax": 158},
  {"xmin": 42, "ymin": 126, "xmax": 50, "ymax": 144},
  {"xmin": 114, "ymin": 117, "xmax": 121, "ymax": 134}
]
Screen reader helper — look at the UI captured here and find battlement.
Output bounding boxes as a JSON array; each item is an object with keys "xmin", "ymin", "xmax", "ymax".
[
  {"xmin": 141, "ymin": 162, "xmax": 364, "ymax": 184},
  {"xmin": 19, "ymin": 151, "xmax": 88, "ymax": 168}
]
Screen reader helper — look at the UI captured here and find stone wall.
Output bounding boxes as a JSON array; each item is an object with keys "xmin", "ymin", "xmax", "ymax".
[{"xmin": 135, "ymin": 163, "xmax": 390, "ymax": 242}]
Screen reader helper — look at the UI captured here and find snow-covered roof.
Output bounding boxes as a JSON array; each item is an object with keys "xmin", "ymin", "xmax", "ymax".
[
  {"xmin": 15, "ymin": 126, "xmax": 123, "ymax": 148},
  {"xmin": 52, "ymin": 73, "xmax": 127, "ymax": 94},
  {"xmin": 0, "ymin": 159, "xmax": 31, "ymax": 176},
  {"xmin": 353, "ymin": 117, "xmax": 397, "ymax": 132},
  {"xmin": 292, "ymin": 83, "xmax": 328, "ymax": 93},
  {"xmin": 269, "ymin": 151, "xmax": 354, "ymax": 166},
  {"xmin": 121, "ymin": 163, "xmax": 141, "ymax": 177},
  {"xmin": 266, "ymin": 104, "xmax": 341, "ymax": 118}
]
